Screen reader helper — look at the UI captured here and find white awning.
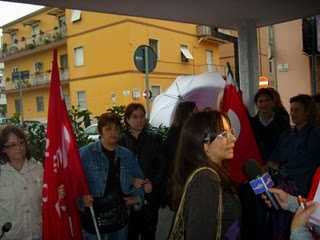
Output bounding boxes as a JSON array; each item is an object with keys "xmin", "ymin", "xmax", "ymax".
[
  {"xmin": 180, "ymin": 46, "xmax": 193, "ymax": 60},
  {"xmin": 71, "ymin": 10, "xmax": 81, "ymax": 22}
]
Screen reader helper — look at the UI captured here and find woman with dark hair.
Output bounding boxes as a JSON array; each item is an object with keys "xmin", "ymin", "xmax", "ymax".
[
  {"xmin": 0, "ymin": 125, "xmax": 42, "ymax": 240},
  {"xmin": 169, "ymin": 111, "xmax": 240, "ymax": 240},
  {"xmin": 163, "ymin": 101, "xmax": 197, "ymax": 207},
  {"xmin": 251, "ymin": 88, "xmax": 290, "ymax": 161},
  {"xmin": 119, "ymin": 103, "xmax": 166, "ymax": 240},
  {"xmin": 267, "ymin": 87, "xmax": 290, "ymax": 123},
  {"xmin": 80, "ymin": 112, "xmax": 144, "ymax": 240}
]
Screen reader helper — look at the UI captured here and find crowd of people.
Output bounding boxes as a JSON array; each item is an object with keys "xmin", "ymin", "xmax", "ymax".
[{"xmin": 1, "ymin": 88, "xmax": 320, "ymax": 240}]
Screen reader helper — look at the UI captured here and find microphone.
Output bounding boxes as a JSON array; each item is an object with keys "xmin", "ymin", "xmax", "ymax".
[
  {"xmin": 0, "ymin": 222, "xmax": 12, "ymax": 239},
  {"xmin": 243, "ymin": 159, "xmax": 263, "ymax": 180},
  {"xmin": 244, "ymin": 159, "xmax": 281, "ymax": 210}
]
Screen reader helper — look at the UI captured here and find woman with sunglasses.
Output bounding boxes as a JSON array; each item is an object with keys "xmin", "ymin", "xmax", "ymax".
[{"xmin": 169, "ymin": 111, "xmax": 241, "ymax": 240}]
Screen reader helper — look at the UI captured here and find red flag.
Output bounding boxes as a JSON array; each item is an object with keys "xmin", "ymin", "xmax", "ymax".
[
  {"xmin": 308, "ymin": 167, "xmax": 320, "ymax": 201},
  {"xmin": 42, "ymin": 49, "xmax": 89, "ymax": 240},
  {"xmin": 221, "ymin": 84, "xmax": 262, "ymax": 183}
]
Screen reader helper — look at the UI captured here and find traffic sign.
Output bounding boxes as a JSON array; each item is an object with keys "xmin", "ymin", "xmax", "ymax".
[{"xmin": 134, "ymin": 45, "xmax": 157, "ymax": 73}]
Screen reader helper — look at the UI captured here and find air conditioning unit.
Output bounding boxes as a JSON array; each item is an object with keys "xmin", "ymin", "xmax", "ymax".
[{"xmin": 197, "ymin": 25, "xmax": 212, "ymax": 37}]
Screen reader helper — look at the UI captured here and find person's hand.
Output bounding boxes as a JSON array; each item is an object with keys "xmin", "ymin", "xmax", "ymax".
[
  {"xmin": 291, "ymin": 202, "xmax": 319, "ymax": 231},
  {"xmin": 266, "ymin": 160, "xmax": 280, "ymax": 170},
  {"xmin": 57, "ymin": 184, "xmax": 65, "ymax": 200},
  {"xmin": 262, "ymin": 188, "xmax": 289, "ymax": 210},
  {"xmin": 143, "ymin": 178, "xmax": 153, "ymax": 193},
  {"xmin": 133, "ymin": 178, "xmax": 145, "ymax": 188},
  {"xmin": 124, "ymin": 196, "xmax": 139, "ymax": 206},
  {"xmin": 83, "ymin": 195, "xmax": 94, "ymax": 207}
]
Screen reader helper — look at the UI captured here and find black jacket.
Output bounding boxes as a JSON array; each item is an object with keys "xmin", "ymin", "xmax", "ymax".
[
  {"xmin": 251, "ymin": 112, "xmax": 290, "ymax": 161},
  {"xmin": 119, "ymin": 128, "xmax": 166, "ymax": 207}
]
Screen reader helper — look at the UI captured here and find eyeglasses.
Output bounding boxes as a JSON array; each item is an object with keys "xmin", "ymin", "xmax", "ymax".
[
  {"xmin": 203, "ymin": 129, "xmax": 236, "ymax": 143},
  {"xmin": 4, "ymin": 140, "xmax": 25, "ymax": 149}
]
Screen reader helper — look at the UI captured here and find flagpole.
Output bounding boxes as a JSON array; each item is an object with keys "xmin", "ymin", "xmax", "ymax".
[{"xmin": 89, "ymin": 206, "xmax": 102, "ymax": 240}]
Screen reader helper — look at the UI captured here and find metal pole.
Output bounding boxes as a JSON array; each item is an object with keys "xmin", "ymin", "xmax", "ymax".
[
  {"xmin": 144, "ymin": 46, "xmax": 150, "ymax": 118},
  {"xmin": 89, "ymin": 206, "xmax": 102, "ymax": 240},
  {"xmin": 18, "ymin": 72, "xmax": 24, "ymax": 124}
]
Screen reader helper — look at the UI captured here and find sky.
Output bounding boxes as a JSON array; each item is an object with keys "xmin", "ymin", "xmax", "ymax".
[{"xmin": 0, "ymin": 1, "xmax": 43, "ymax": 33}]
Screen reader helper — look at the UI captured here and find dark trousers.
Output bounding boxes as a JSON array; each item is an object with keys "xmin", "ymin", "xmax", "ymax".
[{"xmin": 128, "ymin": 204, "xmax": 159, "ymax": 240}]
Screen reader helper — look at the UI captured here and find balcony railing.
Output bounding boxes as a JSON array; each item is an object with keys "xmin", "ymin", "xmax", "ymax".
[
  {"xmin": 0, "ymin": 27, "xmax": 66, "ymax": 59},
  {"xmin": 5, "ymin": 69, "xmax": 69, "ymax": 90}
]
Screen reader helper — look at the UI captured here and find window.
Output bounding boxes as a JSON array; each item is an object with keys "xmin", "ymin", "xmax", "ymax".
[
  {"xmin": 34, "ymin": 62, "xmax": 44, "ymax": 73},
  {"xmin": 71, "ymin": 10, "xmax": 82, "ymax": 22},
  {"xmin": 14, "ymin": 99, "xmax": 21, "ymax": 113},
  {"xmin": 36, "ymin": 96, "xmax": 44, "ymax": 112},
  {"xmin": 74, "ymin": 47, "xmax": 84, "ymax": 66},
  {"xmin": 60, "ymin": 54, "xmax": 68, "ymax": 69},
  {"xmin": 180, "ymin": 45, "xmax": 193, "ymax": 62},
  {"xmin": 151, "ymin": 85, "xmax": 161, "ymax": 101},
  {"xmin": 11, "ymin": 67, "xmax": 19, "ymax": 82},
  {"xmin": 77, "ymin": 91, "xmax": 87, "ymax": 110},
  {"xmin": 11, "ymin": 32, "xmax": 17, "ymax": 44},
  {"xmin": 32, "ymin": 24, "xmax": 40, "ymax": 37},
  {"xmin": 58, "ymin": 15, "xmax": 66, "ymax": 32},
  {"xmin": 206, "ymin": 50, "xmax": 213, "ymax": 72},
  {"xmin": 149, "ymin": 39, "xmax": 159, "ymax": 58},
  {"xmin": 269, "ymin": 60, "xmax": 273, "ymax": 73},
  {"xmin": 63, "ymin": 94, "xmax": 71, "ymax": 110}
]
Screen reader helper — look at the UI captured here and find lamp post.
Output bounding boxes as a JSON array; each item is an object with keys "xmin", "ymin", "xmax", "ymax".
[
  {"xmin": 13, "ymin": 71, "xmax": 24, "ymax": 124},
  {"xmin": 18, "ymin": 73, "xmax": 24, "ymax": 124}
]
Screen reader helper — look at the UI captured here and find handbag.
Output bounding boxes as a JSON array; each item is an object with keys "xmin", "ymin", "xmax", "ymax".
[
  {"xmin": 168, "ymin": 167, "xmax": 223, "ymax": 240},
  {"xmin": 81, "ymin": 194, "xmax": 129, "ymax": 234},
  {"xmin": 81, "ymin": 156, "xmax": 129, "ymax": 234}
]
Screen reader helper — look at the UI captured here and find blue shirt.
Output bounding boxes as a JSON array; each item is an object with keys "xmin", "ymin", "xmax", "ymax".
[
  {"xmin": 270, "ymin": 123, "xmax": 320, "ymax": 196},
  {"xmin": 80, "ymin": 141, "xmax": 144, "ymax": 198}
]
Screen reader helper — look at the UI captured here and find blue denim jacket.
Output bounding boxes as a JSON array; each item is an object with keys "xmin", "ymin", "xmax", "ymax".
[{"xmin": 80, "ymin": 141, "xmax": 144, "ymax": 198}]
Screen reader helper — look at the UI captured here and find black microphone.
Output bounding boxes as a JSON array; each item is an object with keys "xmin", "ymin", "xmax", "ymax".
[
  {"xmin": 243, "ymin": 159, "xmax": 281, "ymax": 210},
  {"xmin": 243, "ymin": 159, "xmax": 263, "ymax": 180},
  {"xmin": 0, "ymin": 222, "xmax": 12, "ymax": 239}
]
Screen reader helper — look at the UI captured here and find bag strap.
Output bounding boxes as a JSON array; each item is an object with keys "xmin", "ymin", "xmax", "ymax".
[{"xmin": 171, "ymin": 166, "xmax": 223, "ymax": 240}]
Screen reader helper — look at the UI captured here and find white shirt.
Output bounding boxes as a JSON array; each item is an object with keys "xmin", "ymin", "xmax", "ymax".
[
  {"xmin": 259, "ymin": 112, "xmax": 275, "ymax": 127},
  {"xmin": 0, "ymin": 159, "xmax": 43, "ymax": 240}
]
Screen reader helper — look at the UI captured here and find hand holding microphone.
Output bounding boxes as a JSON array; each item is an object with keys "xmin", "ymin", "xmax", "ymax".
[
  {"xmin": 262, "ymin": 188, "xmax": 289, "ymax": 210},
  {"xmin": 244, "ymin": 159, "xmax": 281, "ymax": 210}
]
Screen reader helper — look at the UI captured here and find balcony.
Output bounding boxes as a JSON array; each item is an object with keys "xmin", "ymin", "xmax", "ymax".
[
  {"xmin": 0, "ymin": 27, "xmax": 67, "ymax": 61},
  {"xmin": 5, "ymin": 69, "xmax": 69, "ymax": 92}
]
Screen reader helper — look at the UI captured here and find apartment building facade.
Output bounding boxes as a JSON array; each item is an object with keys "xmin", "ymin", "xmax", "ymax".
[
  {"xmin": 0, "ymin": 7, "xmax": 223, "ymax": 121},
  {"xmin": 220, "ymin": 20, "xmax": 320, "ymax": 111}
]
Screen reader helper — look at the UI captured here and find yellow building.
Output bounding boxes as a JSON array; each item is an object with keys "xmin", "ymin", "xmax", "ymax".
[{"xmin": 0, "ymin": 7, "xmax": 223, "ymax": 121}]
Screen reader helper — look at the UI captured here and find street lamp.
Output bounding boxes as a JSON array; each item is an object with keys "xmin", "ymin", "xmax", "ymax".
[{"xmin": 12, "ymin": 71, "xmax": 27, "ymax": 123}]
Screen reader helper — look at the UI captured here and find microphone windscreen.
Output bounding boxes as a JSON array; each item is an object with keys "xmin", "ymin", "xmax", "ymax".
[
  {"xmin": 2, "ymin": 222, "xmax": 12, "ymax": 232},
  {"xmin": 243, "ymin": 159, "xmax": 263, "ymax": 180}
]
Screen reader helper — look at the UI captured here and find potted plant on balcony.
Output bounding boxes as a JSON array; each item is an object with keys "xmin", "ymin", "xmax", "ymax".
[
  {"xmin": 5, "ymin": 77, "xmax": 10, "ymax": 82},
  {"xmin": 53, "ymin": 26, "xmax": 63, "ymax": 40},
  {"xmin": 21, "ymin": 37, "xmax": 26, "ymax": 42},
  {"xmin": 44, "ymin": 37, "xmax": 51, "ymax": 44},
  {"xmin": 26, "ymin": 43, "xmax": 35, "ymax": 49}
]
